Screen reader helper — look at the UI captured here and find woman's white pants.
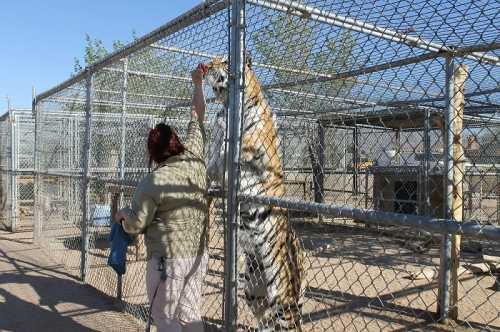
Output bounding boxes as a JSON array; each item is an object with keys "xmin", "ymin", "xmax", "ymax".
[{"xmin": 147, "ymin": 254, "xmax": 208, "ymax": 332}]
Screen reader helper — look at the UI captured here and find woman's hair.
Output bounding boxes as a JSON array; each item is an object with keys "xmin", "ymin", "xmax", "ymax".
[{"xmin": 147, "ymin": 123, "xmax": 185, "ymax": 167}]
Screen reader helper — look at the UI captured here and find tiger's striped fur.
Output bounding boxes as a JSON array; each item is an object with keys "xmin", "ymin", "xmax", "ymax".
[{"xmin": 205, "ymin": 58, "xmax": 305, "ymax": 331}]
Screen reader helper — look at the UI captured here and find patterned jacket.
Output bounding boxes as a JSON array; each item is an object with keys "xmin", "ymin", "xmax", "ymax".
[{"xmin": 120, "ymin": 119, "xmax": 208, "ymax": 259}]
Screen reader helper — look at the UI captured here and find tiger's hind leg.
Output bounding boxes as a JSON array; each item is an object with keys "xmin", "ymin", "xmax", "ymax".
[
  {"xmin": 244, "ymin": 254, "xmax": 268, "ymax": 320},
  {"xmin": 258, "ymin": 231, "xmax": 304, "ymax": 332}
]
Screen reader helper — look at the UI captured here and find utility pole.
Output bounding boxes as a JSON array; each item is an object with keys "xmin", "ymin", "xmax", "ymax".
[{"xmin": 6, "ymin": 95, "xmax": 11, "ymax": 112}]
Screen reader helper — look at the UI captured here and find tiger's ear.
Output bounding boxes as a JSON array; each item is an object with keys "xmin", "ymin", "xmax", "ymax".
[{"xmin": 245, "ymin": 52, "xmax": 253, "ymax": 68}]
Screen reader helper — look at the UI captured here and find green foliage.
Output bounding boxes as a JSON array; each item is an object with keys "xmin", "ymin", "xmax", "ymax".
[
  {"xmin": 73, "ymin": 34, "xmax": 128, "ymax": 73},
  {"xmin": 252, "ymin": 9, "xmax": 358, "ymax": 169},
  {"xmin": 252, "ymin": 10, "xmax": 357, "ymax": 110}
]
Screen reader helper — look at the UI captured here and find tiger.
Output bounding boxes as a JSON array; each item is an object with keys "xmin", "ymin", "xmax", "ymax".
[{"xmin": 204, "ymin": 57, "xmax": 305, "ymax": 331}]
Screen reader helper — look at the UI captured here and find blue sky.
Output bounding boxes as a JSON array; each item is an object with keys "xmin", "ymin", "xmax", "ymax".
[{"xmin": 0, "ymin": 0, "xmax": 201, "ymax": 112}]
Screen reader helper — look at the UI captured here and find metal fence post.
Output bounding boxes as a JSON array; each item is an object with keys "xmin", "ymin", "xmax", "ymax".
[
  {"xmin": 225, "ymin": 0, "xmax": 245, "ymax": 330},
  {"xmin": 316, "ymin": 121, "xmax": 325, "ymax": 203},
  {"xmin": 311, "ymin": 121, "xmax": 325, "ymax": 204},
  {"xmin": 438, "ymin": 56, "xmax": 468, "ymax": 322},
  {"xmin": 81, "ymin": 72, "xmax": 94, "ymax": 282},
  {"xmin": 116, "ymin": 57, "xmax": 129, "ymax": 301},
  {"xmin": 423, "ymin": 108, "xmax": 431, "ymax": 216},
  {"xmin": 9, "ymin": 110, "xmax": 18, "ymax": 232},
  {"xmin": 32, "ymin": 97, "xmax": 40, "ymax": 242},
  {"xmin": 438, "ymin": 57, "xmax": 454, "ymax": 323},
  {"xmin": 352, "ymin": 125, "xmax": 358, "ymax": 196}
]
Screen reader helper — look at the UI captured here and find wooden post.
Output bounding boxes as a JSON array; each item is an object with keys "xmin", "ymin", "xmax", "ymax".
[{"xmin": 449, "ymin": 64, "xmax": 468, "ymax": 320}]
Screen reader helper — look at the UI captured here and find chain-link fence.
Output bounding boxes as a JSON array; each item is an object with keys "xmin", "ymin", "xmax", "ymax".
[
  {"xmin": 31, "ymin": 0, "xmax": 499, "ymax": 330},
  {"xmin": 0, "ymin": 109, "xmax": 35, "ymax": 232}
]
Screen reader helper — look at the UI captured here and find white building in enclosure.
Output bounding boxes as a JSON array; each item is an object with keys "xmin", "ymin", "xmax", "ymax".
[{"xmin": 17, "ymin": 0, "xmax": 500, "ymax": 330}]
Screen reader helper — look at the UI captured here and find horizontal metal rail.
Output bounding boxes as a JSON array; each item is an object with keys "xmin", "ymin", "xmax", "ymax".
[
  {"xmin": 103, "ymin": 67, "xmax": 191, "ymax": 82},
  {"xmin": 263, "ymin": 42, "xmax": 500, "ymax": 93},
  {"xmin": 43, "ymin": 96, "xmax": 191, "ymax": 111},
  {"xmin": 152, "ymin": 44, "xmax": 433, "ymax": 99},
  {"xmin": 248, "ymin": 0, "xmax": 500, "ymax": 66},
  {"xmin": 66, "ymin": 86, "xmax": 191, "ymax": 102},
  {"xmin": 240, "ymin": 194, "xmax": 500, "ymax": 241}
]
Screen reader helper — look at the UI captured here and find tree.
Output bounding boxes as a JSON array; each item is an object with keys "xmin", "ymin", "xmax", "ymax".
[
  {"xmin": 252, "ymin": 9, "xmax": 358, "ymax": 172},
  {"xmin": 73, "ymin": 34, "xmax": 127, "ymax": 73}
]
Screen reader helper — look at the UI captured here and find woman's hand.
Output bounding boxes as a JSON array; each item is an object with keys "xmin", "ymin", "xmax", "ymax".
[
  {"xmin": 191, "ymin": 63, "xmax": 208, "ymax": 86},
  {"xmin": 114, "ymin": 210, "xmax": 126, "ymax": 225}
]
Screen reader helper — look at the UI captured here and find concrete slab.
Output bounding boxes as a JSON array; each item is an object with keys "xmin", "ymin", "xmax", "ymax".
[{"xmin": 0, "ymin": 230, "xmax": 142, "ymax": 332}]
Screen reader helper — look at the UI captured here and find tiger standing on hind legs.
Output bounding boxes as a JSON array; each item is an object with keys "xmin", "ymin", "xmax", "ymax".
[{"xmin": 202, "ymin": 57, "xmax": 305, "ymax": 332}]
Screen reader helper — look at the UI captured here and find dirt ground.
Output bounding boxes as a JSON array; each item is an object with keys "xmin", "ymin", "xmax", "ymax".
[{"xmin": 32, "ymin": 211, "xmax": 500, "ymax": 331}]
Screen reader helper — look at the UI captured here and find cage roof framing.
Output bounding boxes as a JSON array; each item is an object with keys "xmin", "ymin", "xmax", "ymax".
[{"xmin": 34, "ymin": 0, "xmax": 499, "ymax": 127}]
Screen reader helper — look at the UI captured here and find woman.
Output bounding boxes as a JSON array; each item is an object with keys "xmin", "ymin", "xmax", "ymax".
[{"xmin": 115, "ymin": 64, "xmax": 209, "ymax": 332}]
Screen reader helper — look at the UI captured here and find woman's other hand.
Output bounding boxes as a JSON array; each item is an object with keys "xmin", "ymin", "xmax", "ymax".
[{"xmin": 191, "ymin": 64, "xmax": 207, "ymax": 123}]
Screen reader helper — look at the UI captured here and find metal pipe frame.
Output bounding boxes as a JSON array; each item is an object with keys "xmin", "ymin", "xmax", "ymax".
[
  {"xmin": 32, "ymin": 101, "xmax": 41, "ymax": 241},
  {"xmin": 107, "ymin": 44, "xmax": 435, "ymax": 107},
  {"xmin": 239, "ymin": 194, "xmax": 500, "ymax": 241},
  {"xmin": 66, "ymin": 86, "xmax": 190, "ymax": 102},
  {"xmin": 9, "ymin": 110, "xmax": 17, "ymax": 232},
  {"xmin": 247, "ymin": 0, "xmax": 500, "ymax": 66},
  {"xmin": 423, "ymin": 108, "xmax": 431, "ymax": 216},
  {"xmin": 149, "ymin": 43, "xmax": 428, "ymax": 99},
  {"xmin": 41, "ymin": 43, "xmax": 497, "ymax": 120},
  {"xmin": 80, "ymin": 73, "xmax": 94, "ymax": 282},
  {"xmin": 103, "ymin": 66, "xmax": 191, "ymax": 82},
  {"xmin": 34, "ymin": 0, "xmax": 229, "ymax": 104},
  {"xmin": 116, "ymin": 57, "xmax": 129, "ymax": 302},
  {"xmin": 42, "ymin": 96, "xmax": 191, "ymax": 112},
  {"xmin": 352, "ymin": 125, "xmax": 358, "ymax": 196},
  {"xmin": 438, "ymin": 57, "xmax": 455, "ymax": 322},
  {"xmin": 225, "ymin": 0, "xmax": 245, "ymax": 329}
]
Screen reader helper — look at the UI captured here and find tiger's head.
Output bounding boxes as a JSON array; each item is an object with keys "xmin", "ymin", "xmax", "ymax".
[{"xmin": 204, "ymin": 55, "xmax": 257, "ymax": 105}]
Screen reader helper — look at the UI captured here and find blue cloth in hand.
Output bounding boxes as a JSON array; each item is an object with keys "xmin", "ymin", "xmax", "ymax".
[{"xmin": 107, "ymin": 223, "xmax": 134, "ymax": 275}]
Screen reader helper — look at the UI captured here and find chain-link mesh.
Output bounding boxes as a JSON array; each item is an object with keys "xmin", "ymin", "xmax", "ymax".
[
  {"xmin": 0, "ymin": 109, "xmax": 35, "ymax": 232},
  {"xmin": 30, "ymin": 0, "xmax": 499, "ymax": 330},
  {"xmin": 226, "ymin": 0, "xmax": 499, "ymax": 330}
]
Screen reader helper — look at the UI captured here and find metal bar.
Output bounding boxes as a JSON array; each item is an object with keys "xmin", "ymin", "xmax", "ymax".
[
  {"xmin": 109, "ymin": 51, "xmax": 442, "ymax": 112},
  {"xmin": 264, "ymin": 51, "xmax": 441, "ymax": 92},
  {"xmin": 423, "ymin": 108, "xmax": 431, "ymax": 216},
  {"xmin": 103, "ymin": 66, "xmax": 191, "ymax": 82},
  {"xmin": 438, "ymin": 57, "xmax": 454, "ymax": 322},
  {"xmin": 374, "ymin": 86, "xmax": 500, "ymax": 109},
  {"xmin": 66, "ymin": 86, "xmax": 190, "ymax": 102},
  {"xmin": 364, "ymin": 169, "xmax": 369, "ymax": 209},
  {"xmin": 9, "ymin": 110, "xmax": 17, "ymax": 232},
  {"xmin": 140, "ymin": 42, "xmax": 498, "ymax": 113},
  {"xmin": 225, "ymin": 0, "xmax": 245, "ymax": 330},
  {"xmin": 353, "ymin": 125, "xmax": 358, "ymax": 196},
  {"xmin": 32, "ymin": 98, "xmax": 41, "ymax": 242},
  {"xmin": 395, "ymin": 129, "xmax": 401, "ymax": 165},
  {"xmin": 248, "ymin": 0, "xmax": 500, "ymax": 65},
  {"xmin": 41, "ymin": 96, "xmax": 191, "ymax": 111},
  {"xmin": 110, "ymin": 192, "xmax": 122, "ymax": 301},
  {"xmin": 117, "ymin": 57, "xmax": 129, "ymax": 302},
  {"xmin": 239, "ymin": 194, "xmax": 500, "ymax": 241},
  {"xmin": 316, "ymin": 121, "xmax": 325, "ymax": 203},
  {"xmin": 34, "ymin": 0, "xmax": 229, "ymax": 103},
  {"xmin": 80, "ymin": 73, "xmax": 94, "ymax": 282}
]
